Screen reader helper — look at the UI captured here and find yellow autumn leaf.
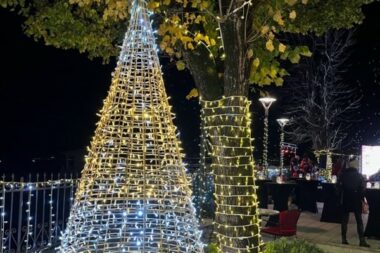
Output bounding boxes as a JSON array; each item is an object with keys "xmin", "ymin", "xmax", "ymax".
[
  {"xmin": 176, "ymin": 60, "xmax": 186, "ymax": 71},
  {"xmin": 187, "ymin": 42, "xmax": 195, "ymax": 50},
  {"xmin": 200, "ymin": 1, "xmax": 209, "ymax": 10},
  {"xmin": 147, "ymin": 1, "xmax": 160, "ymax": 9},
  {"xmin": 261, "ymin": 25, "xmax": 270, "ymax": 35},
  {"xmin": 163, "ymin": 0, "xmax": 171, "ymax": 5},
  {"xmin": 165, "ymin": 47, "xmax": 174, "ymax": 55},
  {"xmin": 289, "ymin": 10, "xmax": 297, "ymax": 20},
  {"xmin": 247, "ymin": 49, "xmax": 253, "ymax": 59},
  {"xmin": 180, "ymin": 35, "xmax": 193, "ymax": 44},
  {"xmin": 268, "ymin": 32, "xmax": 275, "ymax": 40},
  {"xmin": 253, "ymin": 58, "xmax": 260, "ymax": 67},
  {"xmin": 269, "ymin": 67, "xmax": 277, "ymax": 78},
  {"xmin": 275, "ymin": 77, "xmax": 284, "ymax": 86},
  {"xmin": 266, "ymin": 40, "xmax": 275, "ymax": 52},
  {"xmin": 175, "ymin": 52, "xmax": 182, "ymax": 58},
  {"xmin": 204, "ymin": 35, "xmax": 211, "ymax": 45},
  {"xmin": 159, "ymin": 41, "xmax": 167, "ymax": 50},
  {"xmin": 195, "ymin": 15, "xmax": 204, "ymax": 24},
  {"xmin": 273, "ymin": 11, "xmax": 285, "ymax": 26},
  {"xmin": 210, "ymin": 39, "xmax": 216, "ymax": 46},
  {"xmin": 194, "ymin": 33, "xmax": 204, "ymax": 42},
  {"xmin": 186, "ymin": 88, "xmax": 199, "ymax": 100},
  {"xmin": 285, "ymin": 0, "xmax": 298, "ymax": 6},
  {"xmin": 279, "ymin": 43, "xmax": 286, "ymax": 53},
  {"xmin": 163, "ymin": 35, "xmax": 171, "ymax": 42}
]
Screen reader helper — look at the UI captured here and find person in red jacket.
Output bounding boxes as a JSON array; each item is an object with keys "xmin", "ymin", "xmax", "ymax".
[
  {"xmin": 290, "ymin": 155, "xmax": 300, "ymax": 177},
  {"xmin": 332, "ymin": 158, "xmax": 346, "ymax": 176},
  {"xmin": 300, "ymin": 155, "xmax": 312, "ymax": 174}
]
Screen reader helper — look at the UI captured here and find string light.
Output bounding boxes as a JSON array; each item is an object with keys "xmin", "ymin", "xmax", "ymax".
[
  {"xmin": 277, "ymin": 118, "xmax": 289, "ymax": 176},
  {"xmin": 201, "ymin": 96, "xmax": 263, "ymax": 253},
  {"xmin": 259, "ymin": 97, "xmax": 276, "ymax": 176},
  {"xmin": 59, "ymin": 1, "xmax": 203, "ymax": 252},
  {"xmin": 314, "ymin": 150, "xmax": 333, "ymax": 181},
  {"xmin": 25, "ymin": 183, "xmax": 33, "ymax": 250},
  {"xmin": 0, "ymin": 179, "xmax": 6, "ymax": 252}
]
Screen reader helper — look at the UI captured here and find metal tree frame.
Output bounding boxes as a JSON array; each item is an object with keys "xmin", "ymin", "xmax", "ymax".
[{"xmin": 59, "ymin": 1, "xmax": 203, "ymax": 252}]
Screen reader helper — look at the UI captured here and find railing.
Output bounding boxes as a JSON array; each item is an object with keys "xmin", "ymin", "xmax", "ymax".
[
  {"xmin": 0, "ymin": 174, "xmax": 78, "ymax": 253},
  {"xmin": 0, "ymin": 159, "xmax": 205, "ymax": 252}
]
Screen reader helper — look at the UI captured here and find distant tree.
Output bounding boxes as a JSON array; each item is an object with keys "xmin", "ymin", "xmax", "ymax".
[{"xmin": 285, "ymin": 30, "xmax": 361, "ymax": 168}]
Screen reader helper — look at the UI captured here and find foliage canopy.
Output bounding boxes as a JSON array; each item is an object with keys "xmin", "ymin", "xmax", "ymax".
[{"xmin": 1, "ymin": 0, "xmax": 375, "ymax": 98}]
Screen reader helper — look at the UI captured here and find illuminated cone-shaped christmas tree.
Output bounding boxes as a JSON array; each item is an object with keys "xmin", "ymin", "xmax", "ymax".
[{"xmin": 59, "ymin": 1, "xmax": 203, "ymax": 252}]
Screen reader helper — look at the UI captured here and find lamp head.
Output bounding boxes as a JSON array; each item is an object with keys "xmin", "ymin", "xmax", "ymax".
[
  {"xmin": 277, "ymin": 118, "xmax": 289, "ymax": 127},
  {"xmin": 259, "ymin": 97, "xmax": 276, "ymax": 109}
]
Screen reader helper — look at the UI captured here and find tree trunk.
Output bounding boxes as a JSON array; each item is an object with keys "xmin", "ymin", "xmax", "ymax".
[
  {"xmin": 184, "ymin": 47, "xmax": 223, "ymax": 100},
  {"xmin": 186, "ymin": 2, "xmax": 262, "ymax": 251},
  {"xmin": 201, "ymin": 96, "xmax": 262, "ymax": 253}
]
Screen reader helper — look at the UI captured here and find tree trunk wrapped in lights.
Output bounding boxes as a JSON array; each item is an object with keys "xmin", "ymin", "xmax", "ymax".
[
  {"xmin": 201, "ymin": 96, "xmax": 263, "ymax": 253},
  {"xmin": 59, "ymin": 1, "xmax": 203, "ymax": 252},
  {"xmin": 314, "ymin": 150, "xmax": 333, "ymax": 181}
]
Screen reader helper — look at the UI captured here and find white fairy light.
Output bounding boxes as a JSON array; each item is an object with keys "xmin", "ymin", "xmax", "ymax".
[
  {"xmin": 59, "ymin": 0, "xmax": 203, "ymax": 252},
  {"xmin": 259, "ymin": 97, "xmax": 276, "ymax": 176}
]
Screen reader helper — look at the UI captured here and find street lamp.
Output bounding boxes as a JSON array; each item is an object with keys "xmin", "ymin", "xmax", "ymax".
[
  {"xmin": 259, "ymin": 97, "xmax": 276, "ymax": 176},
  {"xmin": 277, "ymin": 118, "xmax": 289, "ymax": 177}
]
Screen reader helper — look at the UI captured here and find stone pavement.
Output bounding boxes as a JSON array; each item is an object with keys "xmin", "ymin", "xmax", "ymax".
[{"xmin": 262, "ymin": 203, "xmax": 380, "ymax": 253}]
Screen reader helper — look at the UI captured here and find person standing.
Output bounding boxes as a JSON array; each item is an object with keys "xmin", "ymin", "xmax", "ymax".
[
  {"xmin": 300, "ymin": 155, "xmax": 312, "ymax": 174},
  {"xmin": 332, "ymin": 158, "xmax": 345, "ymax": 176},
  {"xmin": 290, "ymin": 155, "xmax": 300, "ymax": 178},
  {"xmin": 337, "ymin": 156, "xmax": 370, "ymax": 247}
]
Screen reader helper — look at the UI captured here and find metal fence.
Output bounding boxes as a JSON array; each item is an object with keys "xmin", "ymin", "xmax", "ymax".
[
  {"xmin": 0, "ymin": 174, "xmax": 78, "ymax": 253},
  {"xmin": 0, "ymin": 159, "xmax": 204, "ymax": 252}
]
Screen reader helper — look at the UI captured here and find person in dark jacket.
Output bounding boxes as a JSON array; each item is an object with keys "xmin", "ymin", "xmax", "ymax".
[{"xmin": 337, "ymin": 157, "xmax": 370, "ymax": 247}]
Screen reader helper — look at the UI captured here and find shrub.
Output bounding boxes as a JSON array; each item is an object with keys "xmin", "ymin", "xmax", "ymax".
[
  {"xmin": 264, "ymin": 238, "xmax": 325, "ymax": 253},
  {"xmin": 204, "ymin": 243, "xmax": 219, "ymax": 253}
]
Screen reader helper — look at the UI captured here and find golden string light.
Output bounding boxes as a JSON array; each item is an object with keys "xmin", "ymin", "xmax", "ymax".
[
  {"xmin": 59, "ymin": 1, "xmax": 203, "ymax": 252},
  {"xmin": 314, "ymin": 150, "xmax": 333, "ymax": 181},
  {"xmin": 201, "ymin": 96, "xmax": 263, "ymax": 253}
]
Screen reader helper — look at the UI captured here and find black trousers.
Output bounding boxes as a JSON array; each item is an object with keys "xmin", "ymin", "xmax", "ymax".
[{"xmin": 341, "ymin": 210, "xmax": 364, "ymax": 241}]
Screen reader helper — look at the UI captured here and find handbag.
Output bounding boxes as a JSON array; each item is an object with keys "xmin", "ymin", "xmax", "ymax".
[{"xmin": 362, "ymin": 197, "xmax": 369, "ymax": 214}]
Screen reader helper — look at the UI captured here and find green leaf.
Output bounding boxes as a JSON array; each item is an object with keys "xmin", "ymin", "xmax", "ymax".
[
  {"xmin": 288, "ymin": 51, "xmax": 301, "ymax": 64},
  {"xmin": 274, "ymin": 77, "xmax": 284, "ymax": 86},
  {"xmin": 298, "ymin": 46, "xmax": 312, "ymax": 57}
]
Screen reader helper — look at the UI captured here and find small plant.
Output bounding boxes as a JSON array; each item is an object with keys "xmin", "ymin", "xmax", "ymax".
[
  {"xmin": 204, "ymin": 243, "xmax": 219, "ymax": 253},
  {"xmin": 264, "ymin": 238, "xmax": 325, "ymax": 253}
]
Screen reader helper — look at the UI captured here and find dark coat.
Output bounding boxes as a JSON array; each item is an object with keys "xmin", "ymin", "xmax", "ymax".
[{"xmin": 337, "ymin": 167, "xmax": 366, "ymax": 212}]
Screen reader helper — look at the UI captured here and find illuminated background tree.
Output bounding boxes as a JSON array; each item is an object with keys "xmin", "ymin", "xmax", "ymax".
[
  {"xmin": 59, "ymin": 1, "xmax": 203, "ymax": 252},
  {"xmin": 284, "ymin": 30, "xmax": 361, "ymax": 179}
]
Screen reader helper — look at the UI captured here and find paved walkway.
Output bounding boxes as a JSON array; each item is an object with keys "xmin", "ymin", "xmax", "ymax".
[{"xmin": 262, "ymin": 203, "xmax": 380, "ymax": 253}]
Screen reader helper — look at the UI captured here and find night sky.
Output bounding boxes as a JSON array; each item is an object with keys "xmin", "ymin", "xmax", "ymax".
[{"xmin": 0, "ymin": 3, "xmax": 380, "ymax": 175}]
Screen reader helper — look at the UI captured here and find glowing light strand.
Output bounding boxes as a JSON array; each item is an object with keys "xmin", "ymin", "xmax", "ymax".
[
  {"xmin": 201, "ymin": 96, "xmax": 263, "ymax": 253},
  {"xmin": 59, "ymin": 0, "xmax": 203, "ymax": 252}
]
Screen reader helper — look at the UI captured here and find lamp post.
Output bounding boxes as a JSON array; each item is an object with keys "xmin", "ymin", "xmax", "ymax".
[
  {"xmin": 277, "ymin": 118, "xmax": 289, "ymax": 177},
  {"xmin": 259, "ymin": 97, "xmax": 276, "ymax": 177}
]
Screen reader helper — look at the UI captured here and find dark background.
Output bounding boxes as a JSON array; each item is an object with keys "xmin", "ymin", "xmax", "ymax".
[{"xmin": 0, "ymin": 3, "xmax": 379, "ymax": 177}]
